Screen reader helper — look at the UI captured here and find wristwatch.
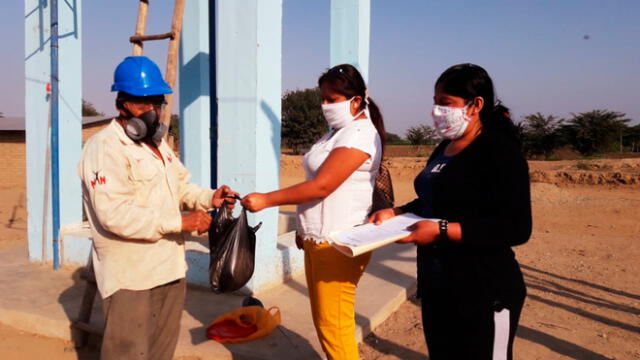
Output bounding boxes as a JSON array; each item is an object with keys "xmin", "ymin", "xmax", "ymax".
[{"xmin": 438, "ymin": 219, "xmax": 449, "ymax": 241}]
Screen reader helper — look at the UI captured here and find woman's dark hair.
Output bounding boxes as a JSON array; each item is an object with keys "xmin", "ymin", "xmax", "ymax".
[
  {"xmin": 318, "ymin": 64, "xmax": 386, "ymax": 153},
  {"xmin": 435, "ymin": 63, "xmax": 520, "ymax": 143}
]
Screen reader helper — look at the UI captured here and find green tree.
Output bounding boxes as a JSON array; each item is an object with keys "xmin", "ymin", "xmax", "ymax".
[
  {"xmin": 518, "ymin": 113, "xmax": 564, "ymax": 159},
  {"xmin": 281, "ymin": 88, "xmax": 327, "ymax": 154},
  {"xmin": 169, "ymin": 114, "xmax": 180, "ymax": 143},
  {"xmin": 82, "ymin": 99, "xmax": 103, "ymax": 117},
  {"xmin": 623, "ymin": 124, "xmax": 640, "ymax": 152},
  {"xmin": 562, "ymin": 110, "xmax": 630, "ymax": 156},
  {"xmin": 405, "ymin": 125, "xmax": 437, "ymax": 145},
  {"xmin": 386, "ymin": 132, "xmax": 404, "ymax": 144}
]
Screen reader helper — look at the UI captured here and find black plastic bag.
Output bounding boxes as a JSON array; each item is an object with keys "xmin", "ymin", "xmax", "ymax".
[
  {"xmin": 209, "ymin": 204, "xmax": 234, "ymax": 252},
  {"xmin": 208, "ymin": 206, "xmax": 262, "ymax": 293}
]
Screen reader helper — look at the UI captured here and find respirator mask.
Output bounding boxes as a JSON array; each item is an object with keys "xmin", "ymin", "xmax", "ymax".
[
  {"xmin": 125, "ymin": 110, "xmax": 168, "ymax": 143},
  {"xmin": 120, "ymin": 99, "xmax": 168, "ymax": 143}
]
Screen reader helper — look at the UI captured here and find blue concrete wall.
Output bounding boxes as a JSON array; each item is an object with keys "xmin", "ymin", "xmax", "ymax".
[
  {"xmin": 331, "ymin": 0, "xmax": 370, "ymax": 81},
  {"xmin": 180, "ymin": 0, "xmax": 213, "ymax": 286},
  {"xmin": 25, "ymin": 0, "xmax": 82, "ymax": 263},
  {"xmin": 215, "ymin": 0, "xmax": 284, "ymax": 292},
  {"xmin": 179, "ymin": 0, "xmax": 211, "ymax": 188}
]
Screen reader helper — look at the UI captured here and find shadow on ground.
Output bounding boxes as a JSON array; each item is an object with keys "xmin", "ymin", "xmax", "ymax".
[
  {"xmin": 515, "ymin": 264, "xmax": 637, "ymax": 360},
  {"xmin": 57, "ymin": 268, "xmax": 102, "ymax": 360}
]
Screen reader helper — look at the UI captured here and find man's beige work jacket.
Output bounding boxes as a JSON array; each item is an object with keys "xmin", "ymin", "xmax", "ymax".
[{"xmin": 78, "ymin": 120, "xmax": 214, "ymax": 298}]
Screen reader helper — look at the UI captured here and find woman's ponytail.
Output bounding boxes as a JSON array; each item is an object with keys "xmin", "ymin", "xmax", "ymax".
[
  {"xmin": 483, "ymin": 103, "xmax": 521, "ymax": 146},
  {"xmin": 367, "ymin": 98, "xmax": 386, "ymax": 155}
]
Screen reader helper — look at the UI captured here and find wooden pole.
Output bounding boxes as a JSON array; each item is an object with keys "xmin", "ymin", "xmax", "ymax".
[
  {"xmin": 161, "ymin": 0, "xmax": 186, "ymax": 127},
  {"xmin": 132, "ymin": 0, "xmax": 149, "ymax": 56}
]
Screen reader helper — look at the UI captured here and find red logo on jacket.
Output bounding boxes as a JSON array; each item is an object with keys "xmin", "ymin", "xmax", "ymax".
[{"xmin": 91, "ymin": 170, "xmax": 106, "ymax": 188}]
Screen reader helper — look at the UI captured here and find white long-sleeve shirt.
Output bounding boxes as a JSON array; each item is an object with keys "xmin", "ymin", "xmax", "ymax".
[{"xmin": 78, "ymin": 120, "xmax": 215, "ymax": 298}]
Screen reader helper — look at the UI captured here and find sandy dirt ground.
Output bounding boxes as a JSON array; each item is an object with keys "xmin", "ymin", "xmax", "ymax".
[{"xmin": 0, "ymin": 156, "xmax": 639, "ymax": 359}]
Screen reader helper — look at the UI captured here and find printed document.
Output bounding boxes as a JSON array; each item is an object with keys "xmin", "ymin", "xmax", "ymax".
[{"xmin": 329, "ymin": 214, "xmax": 438, "ymax": 257}]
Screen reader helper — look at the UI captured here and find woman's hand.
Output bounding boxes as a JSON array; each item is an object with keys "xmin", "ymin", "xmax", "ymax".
[
  {"xmin": 396, "ymin": 220, "xmax": 440, "ymax": 245},
  {"xmin": 241, "ymin": 193, "xmax": 270, "ymax": 212},
  {"xmin": 367, "ymin": 207, "xmax": 402, "ymax": 225},
  {"xmin": 212, "ymin": 185, "xmax": 239, "ymax": 209}
]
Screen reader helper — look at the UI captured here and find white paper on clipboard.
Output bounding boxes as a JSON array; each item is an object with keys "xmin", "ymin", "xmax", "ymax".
[{"xmin": 329, "ymin": 214, "xmax": 438, "ymax": 257}]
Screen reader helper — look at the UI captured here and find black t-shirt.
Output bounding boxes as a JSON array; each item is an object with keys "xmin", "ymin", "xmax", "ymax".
[
  {"xmin": 413, "ymin": 152, "xmax": 453, "ymax": 218},
  {"xmin": 399, "ymin": 133, "xmax": 532, "ymax": 310}
]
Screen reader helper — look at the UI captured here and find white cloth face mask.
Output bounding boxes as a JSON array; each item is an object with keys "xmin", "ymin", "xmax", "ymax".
[
  {"xmin": 322, "ymin": 98, "xmax": 365, "ymax": 130},
  {"xmin": 431, "ymin": 104, "xmax": 471, "ymax": 139}
]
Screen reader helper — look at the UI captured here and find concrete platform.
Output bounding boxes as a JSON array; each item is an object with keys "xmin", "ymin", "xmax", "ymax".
[{"xmin": 0, "ymin": 242, "xmax": 417, "ymax": 359}]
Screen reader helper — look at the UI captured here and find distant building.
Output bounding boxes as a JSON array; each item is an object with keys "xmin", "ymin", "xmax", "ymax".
[{"xmin": 0, "ymin": 116, "xmax": 113, "ymax": 189}]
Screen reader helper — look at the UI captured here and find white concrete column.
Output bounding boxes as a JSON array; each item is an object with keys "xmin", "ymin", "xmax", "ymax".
[
  {"xmin": 24, "ymin": 0, "xmax": 82, "ymax": 263},
  {"xmin": 330, "ymin": 0, "xmax": 371, "ymax": 82},
  {"xmin": 215, "ymin": 0, "xmax": 285, "ymax": 293},
  {"xmin": 179, "ymin": 0, "xmax": 211, "ymax": 188}
]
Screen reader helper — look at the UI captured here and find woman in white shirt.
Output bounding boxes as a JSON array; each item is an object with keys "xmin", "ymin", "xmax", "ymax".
[{"xmin": 242, "ymin": 64, "xmax": 385, "ymax": 360}]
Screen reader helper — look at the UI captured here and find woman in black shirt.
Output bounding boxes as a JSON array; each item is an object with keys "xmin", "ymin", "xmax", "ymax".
[{"xmin": 369, "ymin": 64, "xmax": 532, "ymax": 360}]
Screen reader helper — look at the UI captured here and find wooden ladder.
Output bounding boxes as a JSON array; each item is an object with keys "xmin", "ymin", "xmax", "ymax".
[
  {"xmin": 130, "ymin": 0, "xmax": 186, "ymax": 128},
  {"xmin": 71, "ymin": 0, "xmax": 186, "ymax": 348}
]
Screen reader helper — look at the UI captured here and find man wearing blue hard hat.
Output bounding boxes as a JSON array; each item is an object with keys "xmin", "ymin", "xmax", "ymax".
[{"xmin": 78, "ymin": 56, "xmax": 237, "ymax": 360}]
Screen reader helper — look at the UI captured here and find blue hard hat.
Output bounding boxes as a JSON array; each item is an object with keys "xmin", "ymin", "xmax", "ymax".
[{"xmin": 111, "ymin": 56, "xmax": 173, "ymax": 96}]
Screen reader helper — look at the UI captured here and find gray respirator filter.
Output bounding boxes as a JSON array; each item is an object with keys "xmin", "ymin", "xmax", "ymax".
[{"xmin": 125, "ymin": 110, "xmax": 167, "ymax": 143}]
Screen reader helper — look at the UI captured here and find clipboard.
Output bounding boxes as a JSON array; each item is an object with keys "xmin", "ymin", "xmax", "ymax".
[{"xmin": 328, "ymin": 214, "xmax": 438, "ymax": 257}]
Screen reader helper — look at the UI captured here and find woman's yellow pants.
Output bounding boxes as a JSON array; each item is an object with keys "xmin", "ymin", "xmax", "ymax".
[{"xmin": 304, "ymin": 240, "xmax": 372, "ymax": 360}]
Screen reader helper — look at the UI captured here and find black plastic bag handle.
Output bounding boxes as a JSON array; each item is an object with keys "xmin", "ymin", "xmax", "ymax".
[
  {"xmin": 239, "ymin": 208, "xmax": 262, "ymax": 233},
  {"xmin": 225, "ymin": 194, "xmax": 242, "ymax": 201},
  {"xmin": 219, "ymin": 195, "xmax": 262, "ymax": 234}
]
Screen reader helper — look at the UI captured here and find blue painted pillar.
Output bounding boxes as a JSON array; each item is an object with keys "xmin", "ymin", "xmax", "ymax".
[
  {"xmin": 216, "ymin": 0, "xmax": 283, "ymax": 292},
  {"xmin": 179, "ymin": 0, "xmax": 215, "ymax": 286},
  {"xmin": 25, "ymin": 0, "xmax": 82, "ymax": 263},
  {"xmin": 179, "ymin": 0, "xmax": 211, "ymax": 187},
  {"xmin": 330, "ymin": 0, "xmax": 371, "ymax": 82}
]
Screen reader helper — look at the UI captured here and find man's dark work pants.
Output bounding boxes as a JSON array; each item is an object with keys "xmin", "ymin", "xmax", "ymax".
[{"xmin": 101, "ymin": 278, "xmax": 186, "ymax": 360}]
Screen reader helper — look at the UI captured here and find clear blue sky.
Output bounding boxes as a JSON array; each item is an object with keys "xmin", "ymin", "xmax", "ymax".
[{"xmin": 1, "ymin": 1, "xmax": 639, "ymax": 136}]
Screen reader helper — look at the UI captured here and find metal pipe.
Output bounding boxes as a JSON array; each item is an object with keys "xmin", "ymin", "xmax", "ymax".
[
  {"xmin": 209, "ymin": 0, "xmax": 217, "ymax": 190},
  {"xmin": 50, "ymin": 0, "xmax": 61, "ymax": 270}
]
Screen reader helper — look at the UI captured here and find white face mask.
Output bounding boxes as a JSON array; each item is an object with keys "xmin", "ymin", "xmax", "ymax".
[
  {"xmin": 431, "ymin": 104, "xmax": 471, "ymax": 139},
  {"xmin": 321, "ymin": 98, "xmax": 364, "ymax": 130}
]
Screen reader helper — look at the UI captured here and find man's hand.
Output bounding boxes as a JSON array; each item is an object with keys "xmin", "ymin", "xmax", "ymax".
[
  {"xmin": 212, "ymin": 185, "xmax": 239, "ymax": 209},
  {"xmin": 241, "ymin": 193, "xmax": 269, "ymax": 213},
  {"xmin": 396, "ymin": 220, "xmax": 439, "ymax": 245},
  {"xmin": 295, "ymin": 232, "xmax": 304, "ymax": 250},
  {"xmin": 367, "ymin": 207, "xmax": 401, "ymax": 225},
  {"xmin": 181, "ymin": 210, "xmax": 212, "ymax": 234}
]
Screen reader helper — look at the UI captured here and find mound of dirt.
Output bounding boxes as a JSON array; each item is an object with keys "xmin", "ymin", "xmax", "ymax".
[
  {"xmin": 530, "ymin": 169, "xmax": 640, "ymax": 186},
  {"xmin": 528, "ymin": 158, "xmax": 640, "ymax": 186}
]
